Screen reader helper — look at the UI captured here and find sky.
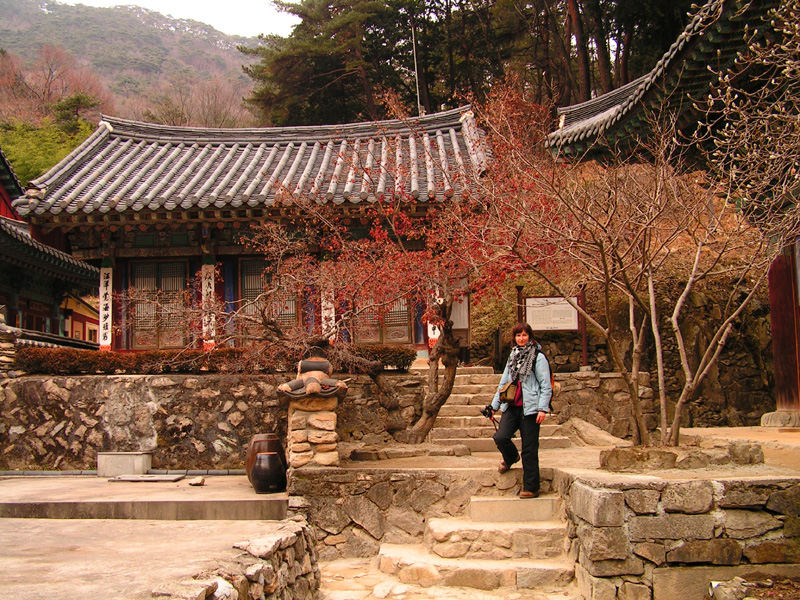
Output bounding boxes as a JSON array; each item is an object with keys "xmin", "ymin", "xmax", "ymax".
[{"xmin": 58, "ymin": 0, "xmax": 300, "ymax": 38}]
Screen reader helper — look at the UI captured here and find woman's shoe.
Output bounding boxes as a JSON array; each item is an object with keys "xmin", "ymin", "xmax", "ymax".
[
  {"xmin": 498, "ymin": 461, "xmax": 510, "ymax": 474},
  {"xmin": 519, "ymin": 490, "xmax": 539, "ymax": 499}
]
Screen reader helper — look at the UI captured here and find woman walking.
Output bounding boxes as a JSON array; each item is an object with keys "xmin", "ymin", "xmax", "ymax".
[{"xmin": 484, "ymin": 322, "xmax": 552, "ymax": 498}]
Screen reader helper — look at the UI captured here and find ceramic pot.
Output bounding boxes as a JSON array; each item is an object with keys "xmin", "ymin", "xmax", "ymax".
[
  {"xmin": 250, "ymin": 452, "xmax": 287, "ymax": 494},
  {"xmin": 245, "ymin": 433, "xmax": 286, "ymax": 481}
]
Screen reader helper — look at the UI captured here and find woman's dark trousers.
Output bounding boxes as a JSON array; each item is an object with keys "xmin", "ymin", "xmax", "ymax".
[{"xmin": 492, "ymin": 405, "xmax": 541, "ymax": 493}]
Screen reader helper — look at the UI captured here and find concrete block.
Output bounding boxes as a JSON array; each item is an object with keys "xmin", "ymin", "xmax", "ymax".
[{"xmin": 97, "ymin": 452, "xmax": 152, "ymax": 477}]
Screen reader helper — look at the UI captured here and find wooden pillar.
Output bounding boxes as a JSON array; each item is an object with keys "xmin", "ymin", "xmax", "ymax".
[{"xmin": 762, "ymin": 247, "xmax": 800, "ymax": 426}]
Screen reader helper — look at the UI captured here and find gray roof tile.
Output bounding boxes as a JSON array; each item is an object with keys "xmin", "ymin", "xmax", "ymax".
[
  {"xmin": 15, "ymin": 107, "xmax": 486, "ymax": 220},
  {"xmin": 547, "ymin": 0, "xmax": 778, "ymax": 156}
]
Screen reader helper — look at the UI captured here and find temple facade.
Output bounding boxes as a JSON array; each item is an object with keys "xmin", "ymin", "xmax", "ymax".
[{"xmin": 13, "ymin": 107, "xmax": 484, "ymax": 355}]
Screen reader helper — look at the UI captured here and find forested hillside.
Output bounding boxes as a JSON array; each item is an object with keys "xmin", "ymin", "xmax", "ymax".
[{"xmin": 0, "ymin": 0, "xmax": 266, "ymax": 125}]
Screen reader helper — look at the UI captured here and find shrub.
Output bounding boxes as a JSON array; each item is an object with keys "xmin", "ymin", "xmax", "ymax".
[{"xmin": 351, "ymin": 344, "xmax": 417, "ymax": 371}]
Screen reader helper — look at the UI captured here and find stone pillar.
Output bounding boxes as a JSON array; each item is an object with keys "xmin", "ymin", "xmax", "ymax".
[{"xmin": 287, "ymin": 396, "xmax": 340, "ymax": 468}]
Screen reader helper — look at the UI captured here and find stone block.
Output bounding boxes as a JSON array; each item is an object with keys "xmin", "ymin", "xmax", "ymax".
[
  {"xmin": 724, "ymin": 509, "xmax": 783, "ymax": 539},
  {"xmin": 343, "ymin": 495, "xmax": 385, "ymax": 539},
  {"xmin": 718, "ymin": 481, "xmax": 783, "ymax": 508},
  {"xmin": 312, "ymin": 451, "xmax": 339, "ymax": 466},
  {"xmin": 743, "ymin": 539, "xmax": 800, "ymax": 564},
  {"xmin": 577, "ymin": 522, "xmax": 629, "ymax": 561},
  {"xmin": 625, "ymin": 489, "xmax": 660, "ymax": 514},
  {"xmin": 97, "ymin": 451, "xmax": 152, "ymax": 477},
  {"xmin": 571, "ymin": 481, "xmax": 624, "ymax": 526},
  {"xmin": 661, "ymin": 481, "xmax": 714, "ymax": 514},
  {"xmin": 618, "ymin": 581, "xmax": 651, "ymax": 600},
  {"xmin": 575, "ymin": 563, "xmax": 618, "ymax": 600},
  {"xmin": 442, "ymin": 568, "xmax": 501, "ymax": 590},
  {"xmin": 397, "ymin": 564, "xmax": 440, "ymax": 587},
  {"xmin": 652, "ymin": 564, "xmax": 800, "ymax": 600},
  {"xmin": 629, "ymin": 514, "xmax": 715, "ymax": 541},
  {"xmin": 766, "ymin": 485, "xmax": 800, "ymax": 517},
  {"xmin": 666, "ymin": 539, "xmax": 742, "ymax": 565},
  {"xmin": 580, "ymin": 552, "xmax": 644, "ymax": 577},
  {"xmin": 307, "ymin": 412, "xmax": 336, "ymax": 431},
  {"xmin": 633, "ymin": 542, "xmax": 665, "ymax": 566},
  {"xmin": 307, "ymin": 430, "xmax": 337, "ymax": 444}
]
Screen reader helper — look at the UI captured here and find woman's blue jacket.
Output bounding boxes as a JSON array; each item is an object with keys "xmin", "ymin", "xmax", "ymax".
[{"xmin": 490, "ymin": 343, "xmax": 552, "ymax": 416}]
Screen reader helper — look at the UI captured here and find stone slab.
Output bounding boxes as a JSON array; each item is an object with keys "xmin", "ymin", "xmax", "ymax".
[
  {"xmin": 0, "ymin": 475, "xmax": 287, "ymax": 520},
  {"xmin": 652, "ymin": 564, "xmax": 800, "ymax": 600},
  {"xmin": 109, "ymin": 474, "xmax": 185, "ymax": 482},
  {"xmin": 469, "ymin": 496, "xmax": 560, "ymax": 522},
  {"xmin": 0, "ymin": 517, "xmax": 291, "ymax": 600}
]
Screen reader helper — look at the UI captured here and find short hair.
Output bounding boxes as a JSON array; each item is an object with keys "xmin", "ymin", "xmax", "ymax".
[{"xmin": 510, "ymin": 322, "xmax": 535, "ymax": 343}]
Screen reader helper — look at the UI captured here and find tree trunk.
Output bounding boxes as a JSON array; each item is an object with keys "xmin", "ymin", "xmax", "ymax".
[
  {"xmin": 566, "ymin": 0, "xmax": 591, "ymax": 102},
  {"xmin": 584, "ymin": 0, "xmax": 613, "ymax": 93},
  {"xmin": 405, "ymin": 300, "xmax": 460, "ymax": 443}
]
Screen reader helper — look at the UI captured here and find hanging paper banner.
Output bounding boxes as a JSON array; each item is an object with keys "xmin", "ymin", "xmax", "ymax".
[
  {"xmin": 321, "ymin": 289, "xmax": 335, "ymax": 338},
  {"xmin": 99, "ymin": 267, "xmax": 113, "ymax": 351},
  {"xmin": 201, "ymin": 264, "xmax": 216, "ymax": 351}
]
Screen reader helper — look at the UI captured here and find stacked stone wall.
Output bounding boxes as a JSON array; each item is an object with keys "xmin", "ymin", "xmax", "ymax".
[
  {"xmin": 1, "ymin": 371, "xmax": 656, "ymax": 471},
  {"xmin": 287, "ymin": 465, "xmax": 552, "ymax": 561},
  {"xmin": 0, "ymin": 373, "xmax": 423, "ymax": 471},
  {"xmin": 560, "ymin": 473, "xmax": 800, "ymax": 600},
  {"xmin": 153, "ymin": 518, "xmax": 320, "ymax": 600}
]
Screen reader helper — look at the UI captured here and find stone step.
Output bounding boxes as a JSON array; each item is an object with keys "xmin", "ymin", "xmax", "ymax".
[
  {"xmin": 443, "ymin": 393, "xmax": 494, "ymax": 406},
  {"xmin": 438, "ymin": 404, "xmax": 486, "ymax": 417},
  {"xmin": 377, "ymin": 543, "xmax": 574, "ymax": 592},
  {"xmin": 470, "ymin": 495, "xmax": 562, "ymax": 522},
  {"xmin": 434, "ymin": 437, "xmax": 571, "ymax": 451},
  {"xmin": 425, "ymin": 517, "xmax": 568, "ymax": 560},
  {"xmin": 411, "ymin": 366, "xmax": 495, "ymax": 376},
  {"xmin": 452, "ymin": 373, "xmax": 502, "ymax": 386},
  {"xmin": 447, "ymin": 384, "xmax": 501, "ymax": 396},
  {"xmin": 432, "ymin": 415, "xmax": 562, "ymax": 436}
]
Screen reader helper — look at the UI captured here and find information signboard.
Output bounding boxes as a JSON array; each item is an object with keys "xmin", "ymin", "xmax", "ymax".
[{"xmin": 525, "ymin": 296, "xmax": 579, "ymax": 331}]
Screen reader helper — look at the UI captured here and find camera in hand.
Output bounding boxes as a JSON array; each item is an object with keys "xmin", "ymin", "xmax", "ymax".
[{"xmin": 481, "ymin": 405, "xmax": 494, "ymax": 419}]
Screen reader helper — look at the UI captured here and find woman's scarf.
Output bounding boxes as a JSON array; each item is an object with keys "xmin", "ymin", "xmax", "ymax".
[{"xmin": 508, "ymin": 342, "xmax": 537, "ymax": 382}]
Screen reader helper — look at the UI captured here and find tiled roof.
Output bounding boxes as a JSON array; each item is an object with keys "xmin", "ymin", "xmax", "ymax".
[
  {"xmin": 14, "ymin": 107, "xmax": 487, "ymax": 220},
  {"xmin": 0, "ymin": 217, "xmax": 99, "ymax": 286},
  {"xmin": 547, "ymin": 0, "xmax": 778, "ymax": 156}
]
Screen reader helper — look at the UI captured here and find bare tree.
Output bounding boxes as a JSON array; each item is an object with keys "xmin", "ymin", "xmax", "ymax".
[{"xmin": 459, "ymin": 86, "xmax": 798, "ymax": 445}]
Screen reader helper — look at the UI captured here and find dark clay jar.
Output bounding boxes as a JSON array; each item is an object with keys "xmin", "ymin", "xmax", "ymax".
[
  {"xmin": 245, "ymin": 433, "xmax": 286, "ymax": 482},
  {"xmin": 250, "ymin": 452, "xmax": 287, "ymax": 494}
]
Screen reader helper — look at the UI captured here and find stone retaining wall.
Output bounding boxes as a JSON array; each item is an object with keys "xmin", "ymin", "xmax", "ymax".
[
  {"xmin": 558, "ymin": 472, "xmax": 800, "ymax": 600},
  {"xmin": 153, "ymin": 517, "xmax": 320, "ymax": 600},
  {"xmin": 0, "ymin": 373, "xmax": 423, "ymax": 471},
  {"xmin": 553, "ymin": 371, "xmax": 656, "ymax": 439},
  {"xmin": 287, "ymin": 465, "xmax": 555, "ymax": 561},
  {"xmin": 1, "ymin": 371, "xmax": 650, "ymax": 471}
]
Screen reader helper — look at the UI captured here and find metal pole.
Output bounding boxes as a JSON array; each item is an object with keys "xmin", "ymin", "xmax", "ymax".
[
  {"xmin": 411, "ymin": 20, "xmax": 423, "ymax": 117},
  {"xmin": 580, "ymin": 287, "xmax": 588, "ymax": 367}
]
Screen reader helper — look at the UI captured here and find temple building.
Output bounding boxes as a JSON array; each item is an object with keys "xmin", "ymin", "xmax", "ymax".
[
  {"xmin": 0, "ymin": 144, "xmax": 99, "ymax": 350},
  {"xmin": 12, "ymin": 107, "xmax": 485, "ymax": 356}
]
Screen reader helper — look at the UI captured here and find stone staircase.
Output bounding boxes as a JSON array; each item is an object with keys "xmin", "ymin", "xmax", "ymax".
[
  {"xmin": 428, "ymin": 366, "xmax": 571, "ymax": 452},
  {"xmin": 376, "ymin": 494, "xmax": 576, "ymax": 594}
]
